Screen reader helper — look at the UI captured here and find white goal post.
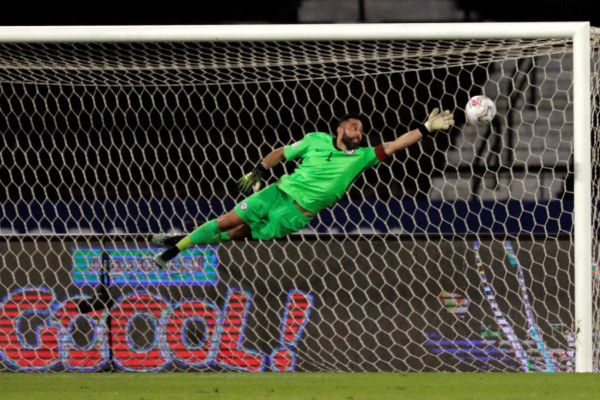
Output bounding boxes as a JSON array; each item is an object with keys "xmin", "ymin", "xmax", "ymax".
[{"xmin": 0, "ymin": 22, "xmax": 597, "ymax": 373}]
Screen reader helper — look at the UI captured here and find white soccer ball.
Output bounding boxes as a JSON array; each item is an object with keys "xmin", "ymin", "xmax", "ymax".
[{"xmin": 465, "ymin": 95, "xmax": 496, "ymax": 125}]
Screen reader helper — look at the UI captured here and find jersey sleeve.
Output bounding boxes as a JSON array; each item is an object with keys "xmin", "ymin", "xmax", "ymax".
[
  {"xmin": 283, "ymin": 133, "xmax": 314, "ymax": 160},
  {"xmin": 365, "ymin": 146, "xmax": 383, "ymax": 168}
]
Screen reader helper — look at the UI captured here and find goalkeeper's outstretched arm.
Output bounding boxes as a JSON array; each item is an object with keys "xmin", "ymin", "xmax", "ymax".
[{"xmin": 382, "ymin": 108, "xmax": 454, "ymax": 156}]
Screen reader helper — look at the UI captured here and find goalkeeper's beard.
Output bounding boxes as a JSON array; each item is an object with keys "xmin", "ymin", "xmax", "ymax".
[{"xmin": 341, "ymin": 131, "xmax": 361, "ymax": 150}]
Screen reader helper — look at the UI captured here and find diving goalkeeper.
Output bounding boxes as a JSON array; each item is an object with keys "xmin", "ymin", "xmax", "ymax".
[{"xmin": 152, "ymin": 108, "xmax": 454, "ymax": 268}]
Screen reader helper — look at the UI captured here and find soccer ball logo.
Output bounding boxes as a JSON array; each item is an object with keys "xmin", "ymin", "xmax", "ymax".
[{"xmin": 465, "ymin": 95, "xmax": 496, "ymax": 125}]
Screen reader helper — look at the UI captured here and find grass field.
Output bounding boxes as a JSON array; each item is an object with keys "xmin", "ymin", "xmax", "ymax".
[{"xmin": 1, "ymin": 372, "xmax": 600, "ymax": 400}]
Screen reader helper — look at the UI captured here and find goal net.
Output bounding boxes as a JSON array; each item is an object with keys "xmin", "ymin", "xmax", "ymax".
[{"xmin": 0, "ymin": 23, "xmax": 598, "ymax": 373}]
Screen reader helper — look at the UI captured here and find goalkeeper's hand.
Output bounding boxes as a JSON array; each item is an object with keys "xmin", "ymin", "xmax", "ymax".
[
  {"xmin": 424, "ymin": 108, "xmax": 454, "ymax": 133},
  {"xmin": 238, "ymin": 164, "xmax": 267, "ymax": 194}
]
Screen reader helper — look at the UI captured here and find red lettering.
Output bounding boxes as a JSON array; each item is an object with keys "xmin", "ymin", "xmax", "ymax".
[
  {"xmin": 166, "ymin": 301, "xmax": 218, "ymax": 366},
  {"xmin": 215, "ymin": 290, "xmax": 265, "ymax": 371},
  {"xmin": 0, "ymin": 288, "xmax": 59, "ymax": 370},
  {"xmin": 0, "ymin": 287, "xmax": 311, "ymax": 372},
  {"xmin": 111, "ymin": 293, "xmax": 170, "ymax": 371},
  {"xmin": 92, "ymin": 258, "xmax": 102, "ymax": 272},
  {"xmin": 269, "ymin": 291, "xmax": 312, "ymax": 372},
  {"xmin": 55, "ymin": 298, "xmax": 108, "ymax": 371},
  {"xmin": 112, "ymin": 260, "xmax": 122, "ymax": 274}
]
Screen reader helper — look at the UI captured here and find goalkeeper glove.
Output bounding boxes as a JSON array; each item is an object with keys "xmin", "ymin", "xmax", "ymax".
[
  {"xmin": 422, "ymin": 108, "xmax": 454, "ymax": 136},
  {"xmin": 238, "ymin": 163, "xmax": 268, "ymax": 194}
]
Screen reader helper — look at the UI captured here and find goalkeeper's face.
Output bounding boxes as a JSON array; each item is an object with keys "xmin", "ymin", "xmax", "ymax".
[{"xmin": 339, "ymin": 118, "xmax": 364, "ymax": 150}]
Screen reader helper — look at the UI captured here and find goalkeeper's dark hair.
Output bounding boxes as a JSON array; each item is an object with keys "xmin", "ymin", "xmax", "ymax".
[{"xmin": 337, "ymin": 112, "xmax": 366, "ymax": 128}]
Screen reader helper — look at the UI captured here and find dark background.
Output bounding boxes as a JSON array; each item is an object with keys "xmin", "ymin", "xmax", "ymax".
[
  {"xmin": 0, "ymin": 1, "xmax": 581, "ymax": 234},
  {"xmin": 0, "ymin": 1, "xmax": 598, "ymax": 26},
  {"xmin": 0, "ymin": 2, "xmax": 303, "ymax": 25}
]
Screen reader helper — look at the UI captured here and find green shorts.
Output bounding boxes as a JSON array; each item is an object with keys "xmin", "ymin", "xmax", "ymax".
[{"xmin": 233, "ymin": 184, "xmax": 313, "ymax": 240}]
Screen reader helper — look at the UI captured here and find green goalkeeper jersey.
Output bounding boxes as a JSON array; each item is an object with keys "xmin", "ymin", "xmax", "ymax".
[{"xmin": 277, "ymin": 132, "xmax": 381, "ymax": 214}]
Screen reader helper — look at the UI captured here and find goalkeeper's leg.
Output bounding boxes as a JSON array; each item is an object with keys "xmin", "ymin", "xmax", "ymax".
[{"xmin": 152, "ymin": 212, "xmax": 249, "ymax": 269}]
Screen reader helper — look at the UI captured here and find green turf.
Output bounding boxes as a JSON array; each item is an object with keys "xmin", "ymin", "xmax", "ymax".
[{"xmin": 1, "ymin": 372, "xmax": 600, "ymax": 400}]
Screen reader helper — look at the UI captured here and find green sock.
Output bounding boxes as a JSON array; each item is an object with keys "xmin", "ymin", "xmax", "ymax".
[
  {"xmin": 218, "ymin": 231, "xmax": 230, "ymax": 241},
  {"xmin": 177, "ymin": 219, "xmax": 223, "ymax": 251},
  {"xmin": 175, "ymin": 236, "xmax": 194, "ymax": 252}
]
